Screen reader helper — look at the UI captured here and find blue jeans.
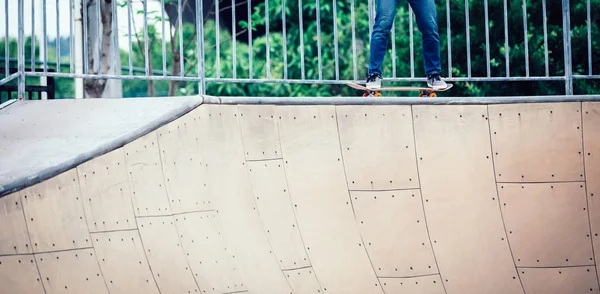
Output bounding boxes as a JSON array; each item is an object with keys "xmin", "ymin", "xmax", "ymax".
[{"xmin": 368, "ymin": 0, "xmax": 441, "ymax": 77}]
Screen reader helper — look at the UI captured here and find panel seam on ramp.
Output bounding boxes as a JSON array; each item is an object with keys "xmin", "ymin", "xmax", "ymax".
[
  {"xmin": 154, "ymin": 128, "xmax": 207, "ymax": 294},
  {"xmin": 578, "ymin": 101, "xmax": 600, "ymax": 290},
  {"xmin": 486, "ymin": 105, "xmax": 527, "ymax": 293},
  {"xmin": 88, "ymin": 228, "xmax": 139, "ymax": 235},
  {"xmin": 0, "ymin": 246, "xmax": 95, "ymax": 257},
  {"xmin": 122, "ymin": 134, "xmax": 168, "ymax": 294},
  {"xmin": 517, "ymin": 265, "xmax": 596, "ymax": 269},
  {"xmin": 235, "ymin": 106, "xmax": 295, "ymax": 293},
  {"xmin": 377, "ymin": 272, "xmax": 441, "ymax": 279},
  {"xmin": 282, "ymin": 265, "xmax": 313, "ymax": 271},
  {"xmin": 75, "ymin": 170, "xmax": 112, "ymax": 293},
  {"xmin": 333, "ymin": 106, "xmax": 386, "ymax": 293},
  {"xmin": 275, "ymin": 105, "xmax": 326, "ymax": 292},
  {"xmin": 245, "ymin": 158, "xmax": 283, "ymax": 162},
  {"xmin": 497, "ymin": 180, "xmax": 586, "ymax": 184},
  {"xmin": 349, "ymin": 187, "xmax": 421, "ymax": 192},
  {"xmin": 134, "ymin": 209, "xmax": 216, "ymax": 219},
  {"xmin": 409, "ymin": 105, "xmax": 449, "ymax": 294}
]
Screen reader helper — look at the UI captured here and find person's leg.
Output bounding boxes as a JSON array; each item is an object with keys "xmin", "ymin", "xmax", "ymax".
[
  {"xmin": 367, "ymin": 0, "xmax": 398, "ymax": 87},
  {"xmin": 407, "ymin": 0, "xmax": 446, "ymax": 88}
]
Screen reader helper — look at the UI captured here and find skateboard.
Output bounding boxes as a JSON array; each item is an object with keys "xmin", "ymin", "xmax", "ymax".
[{"xmin": 346, "ymin": 82, "xmax": 453, "ymax": 98}]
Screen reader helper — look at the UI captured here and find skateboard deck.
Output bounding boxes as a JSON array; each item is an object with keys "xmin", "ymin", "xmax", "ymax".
[{"xmin": 346, "ymin": 82, "xmax": 453, "ymax": 97}]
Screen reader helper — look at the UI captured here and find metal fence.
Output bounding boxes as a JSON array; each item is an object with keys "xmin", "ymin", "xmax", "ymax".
[{"xmin": 0, "ymin": 0, "xmax": 597, "ymax": 98}]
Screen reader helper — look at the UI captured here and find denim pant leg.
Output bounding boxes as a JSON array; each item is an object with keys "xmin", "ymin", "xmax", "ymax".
[
  {"xmin": 407, "ymin": 0, "xmax": 441, "ymax": 76},
  {"xmin": 368, "ymin": 0, "xmax": 398, "ymax": 76}
]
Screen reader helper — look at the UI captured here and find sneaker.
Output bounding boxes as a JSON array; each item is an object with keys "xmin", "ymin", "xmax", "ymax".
[
  {"xmin": 366, "ymin": 73, "xmax": 382, "ymax": 89},
  {"xmin": 427, "ymin": 74, "xmax": 447, "ymax": 89}
]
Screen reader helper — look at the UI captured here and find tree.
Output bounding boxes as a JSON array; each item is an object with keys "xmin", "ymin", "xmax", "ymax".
[{"xmin": 84, "ymin": 0, "xmax": 123, "ymax": 98}]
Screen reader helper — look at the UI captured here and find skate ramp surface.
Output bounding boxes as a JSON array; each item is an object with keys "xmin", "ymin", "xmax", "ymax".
[{"xmin": 1, "ymin": 97, "xmax": 600, "ymax": 294}]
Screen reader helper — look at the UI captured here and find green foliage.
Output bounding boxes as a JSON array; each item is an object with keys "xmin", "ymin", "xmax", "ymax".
[{"xmin": 195, "ymin": 0, "xmax": 599, "ymax": 96}]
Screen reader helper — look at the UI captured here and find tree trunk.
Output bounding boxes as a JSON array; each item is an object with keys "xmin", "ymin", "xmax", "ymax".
[
  {"xmin": 169, "ymin": 51, "xmax": 180, "ymax": 96},
  {"xmin": 84, "ymin": 0, "xmax": 122, "ymax": 98}
]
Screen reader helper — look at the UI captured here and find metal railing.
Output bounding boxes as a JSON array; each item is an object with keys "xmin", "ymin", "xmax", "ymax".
[
  {"xmin": 1, "ymin": 0, "xmax": 597, "ymax": 98},
  {"xmin": 0, "ymin": 67, "xmax": 55, "ymax": 100}
]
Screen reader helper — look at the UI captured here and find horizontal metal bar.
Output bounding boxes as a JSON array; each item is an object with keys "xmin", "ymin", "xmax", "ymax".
[
  {"xmin": 0, "ymin": 72, "xmax": 19, "ymax": 86},
  {"xmin": 2, "ymin": 57, "xmax": 171, "ymax": 76},
  {"xmin": 573, "ymin": 75, "xmax": 600, "ymax": 80},
  {"xmin": 202, "ymin": 95, "xmax": 600, "ymax": 106},
  {"xmin": 24, "ymin": 71, "xmax": 208, "ymax": 82},
  {"xmin": 206, "ymin": 77, "xmax": 568, "ymax": 83},
  {"xmin": 23, "ymin": 71, "xmax": 570, "ymax": 84},
  {"xmin": 1, "ymin": 85, "xmax": 52, "ymax": 91}
]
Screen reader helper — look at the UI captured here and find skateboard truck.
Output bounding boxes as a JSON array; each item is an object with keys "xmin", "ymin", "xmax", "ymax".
[
  {"xmin": 363, "ymin": 91, "xmax": 383, "ymax": 98},
  {"xmin": 418, "ymin": 90, "xmax": 438, "ymax": 98}
]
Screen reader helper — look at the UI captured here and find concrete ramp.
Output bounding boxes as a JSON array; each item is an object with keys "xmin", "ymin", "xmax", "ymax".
[{"xmin": 1, "ymin": 97, "xmax": 599, "ymax": 294}]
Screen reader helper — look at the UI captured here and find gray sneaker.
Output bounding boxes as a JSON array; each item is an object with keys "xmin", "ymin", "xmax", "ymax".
[
  {"xmin": 427, "ymin": 74, "xmax": 447, "ymax": 89},
  {"xmin": 366, "ymin": 74, "xmax": 382, "ymax": 89}
]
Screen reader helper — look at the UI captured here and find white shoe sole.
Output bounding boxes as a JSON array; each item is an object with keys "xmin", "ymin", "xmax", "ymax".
[{"xmin": 430, "ymin": 85, "xmax": 447, "ymax": 89}]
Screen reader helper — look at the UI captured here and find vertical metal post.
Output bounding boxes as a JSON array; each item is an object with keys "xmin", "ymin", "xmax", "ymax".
[
  {"xmin": 96, "ymin": 0, "xmax": 101, "ymax": 74},
  {"xmin": 282, "ymin": 0, "xmax": 287, "ymax": 79},
  {"xmin": 351, "ymin": 0, "xmax": 357, "ymax": 80},
  {"xmin": 315, "ymin": 0, "xmax": 321, "ymax": 80},
  {"xmin": 54, "ymin": 0, "xmax": 60, "ymax": 72},
  {"xmin": 522, "ymin": 0, "xmax": 529, "ymax": 77},
  {"xmin": 503, "ymin": 0, "xmax": 509, "ymax": 77},
  {"xmin": 215, "ymin": 0, "xmax": 220, "ymax": 78},
  {"xmin": 587, "ymin": 0, "xmax": 592, "ymax": 75},
  {"xmin": 69, "ymin": 0, "xmax": 73, "ymax": 73},
  {"xmin": 43, "ymin": 0, "xmax": 48, "ymax": 73},
  {"xmin": 464, "ymin": 0, "xmax": 471, "ymax": 78},
  {"xmin": 73, "ymin": 0, "xmax": 84, "ymax": 98},
  {"xmin": 196, "ymin": 0, "xmax": 205, "ymax": 94},
  {"xmin": 391, "ymin": 19, "xmax": 396, "ymax": 78},
  {"xmin": 18, "ymin": 0, "xmax": 25, "ymax": 99},
  {"xmin": 367, "ymin": 0, "xmax": 373, "ymax": 40},
  {"xmin": 484, "ymin": 0, "xmax": 490, "ymax": 77},
  {"xmin": 562, "ymin": 0, "xmax": 572, "ymax": 95},
  {"xmin": 127, "ymin": 0, "xmax": 133, "ymax": 75},
  {"xmin": 31, "ymin": 0, "xmax": 36, "ymax": 72},
  {"xmin": 143, "ymin": 0, "xmax": 149, "ymax": 76},
  {"xmin": 5, "ymin": 0, "xmax": 9, "ymax": 78},
  {"xmin": 333, "ymin": 0, "xmax": 339, "ymax": 80},
  {"xmin": 409, "ymin": 5, "xmax": 414, "ymax": 78},
  {"xmin": 446, "ymin": 0, "xmax": 451, "ymax": 78},
  {"xmin": 265, "ymin": 0, "xmax": 270, "ymax": 79},
  {"xmin": 248, "ymin": 0, "xmax": 253, "ymax": 79},
  {"xmin": 111, "ymin": 0, "xmax": 118, "ymax": 77},
  {"xmin": 161, "ymin": 0, "xmax": 167, "ymax": 76},
  {"xmin": 298, "ymin": 0, "xmax": 305, "ymax": 79},
  {"xmin": 542, "ymin": 0, "xmax": 549, "ymax": 76},
  {"xmin": 231, "ymin": 0, "xmax": 236, "ymax": 78},
  {"xmin": 178, "ymin": 0, "xmax": 184, "ymax": 77},
  {"xmin": 83, "ymin": 0, "xmax": 89, "ymax": 74},
  {"xmin": 56, "ymin": 0, "xmax": 61, "ymax": 73}
]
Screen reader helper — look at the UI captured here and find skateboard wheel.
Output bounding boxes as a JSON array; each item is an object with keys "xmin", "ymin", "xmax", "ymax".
[
  {"xmin": 429, "ymin": 93, "xmax": 437, "ymax": 98},
  {"xmin": 374, "ymin": 92, "xmax": 382, "ymax": 97},
  {"xmin": 363, "ymin": 93, "xmax": 370, "ymax": 97}
]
